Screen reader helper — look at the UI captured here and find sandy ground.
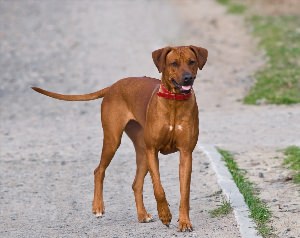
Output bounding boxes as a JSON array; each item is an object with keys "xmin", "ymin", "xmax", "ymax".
[
  {"xmin": 0, "ymin": 1, "xmax": 242, "ymax": 238},
  {"xmin": 1, "ymin": 0, "xmax": 299, "ymax": 237}
]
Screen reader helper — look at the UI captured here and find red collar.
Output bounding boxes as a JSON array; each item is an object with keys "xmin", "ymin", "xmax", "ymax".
[{"xmin": 157, "ymin": 84, "xmax": 192, "ymax": 100}]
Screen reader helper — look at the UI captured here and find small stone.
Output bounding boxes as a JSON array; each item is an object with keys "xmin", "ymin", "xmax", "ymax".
[
  {"xmin": 258, "ymin": 172, "xmax": 264, "ymax": 178},
  {"xmin": 284, "ymin": 176, "xmax": 293, "ymax": 182}
]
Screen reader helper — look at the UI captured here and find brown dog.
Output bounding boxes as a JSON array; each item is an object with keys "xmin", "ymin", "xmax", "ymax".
[{"xmin": 32, "ymin": 45, "xmax": 208, "ymax": 231}]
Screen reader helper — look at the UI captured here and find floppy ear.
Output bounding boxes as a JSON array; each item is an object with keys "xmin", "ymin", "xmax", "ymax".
[
  {"xmin": 152, "ymin": 47, "xmax": 172, "ymax": 73},
  {"xmin": 189, "ymin": 45, "xmax": 208, "ymax": 70}
]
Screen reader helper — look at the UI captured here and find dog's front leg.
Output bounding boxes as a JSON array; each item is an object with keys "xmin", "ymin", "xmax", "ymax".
[
  {"xmin": 178, "ymin": 150, "xmax": 193, "ymax": 232},
  {"xmin": 146, "ymin": 149, "xmax": 172, "ymax": 226}
]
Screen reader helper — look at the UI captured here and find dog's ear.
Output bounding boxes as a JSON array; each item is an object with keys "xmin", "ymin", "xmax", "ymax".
[
  {"xmin": 189, "ymin": 45, "xmax": 208, "ymax": 70},
  {"xmin": 152, "ymin": 47, "xmax": 172, "ymax": 73}
]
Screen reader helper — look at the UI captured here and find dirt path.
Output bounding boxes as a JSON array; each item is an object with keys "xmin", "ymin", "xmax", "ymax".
[
  {"xmin": 176, "ymin": 1, "xmax": 300, "ymax": 237},
  {"xmin": 0, "ymin": 1, "xmax": 243, "ymax": 237}
]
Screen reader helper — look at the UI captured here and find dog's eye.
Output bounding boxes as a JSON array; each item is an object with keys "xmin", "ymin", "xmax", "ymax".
[
  {"xmin": 170, "ymin": 61, "xmax": 179, "ymax": 67},
  {"xmin": 189, "ymin": 60, "xmax": 196, "ymax": 66}
]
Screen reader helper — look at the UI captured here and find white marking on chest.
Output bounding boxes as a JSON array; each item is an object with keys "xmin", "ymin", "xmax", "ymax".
[
  {"xmin": 169, "ymin": 125, "xmax": 173, "ymax": 131},
  {"xmin": 176, "ymin": 125, "xmax": 183, "ymax": 131}
]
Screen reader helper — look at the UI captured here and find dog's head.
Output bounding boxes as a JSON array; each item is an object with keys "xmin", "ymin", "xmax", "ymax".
[{"xmin": 152, "ymin": 46, "xmax": 208, "ymax": 93}]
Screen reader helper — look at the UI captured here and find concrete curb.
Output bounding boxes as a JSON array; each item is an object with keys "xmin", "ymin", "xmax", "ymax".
[{"xmin": 199, "ymin": 144, "xmax": 262, "ymax": 238}]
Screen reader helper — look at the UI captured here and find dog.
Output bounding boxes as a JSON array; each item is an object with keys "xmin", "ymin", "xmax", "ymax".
[{"xmin": 32, "ymin": 45, "xmax": 208, "ymax": 231}]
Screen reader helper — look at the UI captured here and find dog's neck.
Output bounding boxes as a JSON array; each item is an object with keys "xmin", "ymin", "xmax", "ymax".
[{"xmin": 157, "ymin": 83, "xmax": 192, "ymax": 101}]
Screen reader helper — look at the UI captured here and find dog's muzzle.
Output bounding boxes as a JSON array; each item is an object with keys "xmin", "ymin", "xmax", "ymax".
[{"xmin": 172, "ymin": 73, "xmax": 195, "ymax": 93}]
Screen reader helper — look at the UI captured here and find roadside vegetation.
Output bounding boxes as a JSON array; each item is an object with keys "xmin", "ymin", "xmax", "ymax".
[
  {"xmin": 208, "ymin": 190, "xmax": 233, "ymax": 218},
  {"xmin": 218, "ymin": 149, "xmax": 273, "ymax": 237},
  {"xmin": 209, "ymin": 198, "xmax": 232, "ymax": 218},
  {"xmin": 245, "ymin": 15, "xmax": 300, "ymax": 104},
  {"xmin": 284, "ymin": 146, "xmax": 300, "ymax": 184},
  {"xmin": 217, "ymin": 0, "xmax": 300, "ymax": 105},
  {"xmin": 216, "ymin": 0, "xmax": 246, "ymax": 14}
]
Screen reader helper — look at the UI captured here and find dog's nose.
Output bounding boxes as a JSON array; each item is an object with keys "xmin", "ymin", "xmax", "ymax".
[{"xmin": 183, "ymin": 73, "xmax": 194, "ymax": 84}]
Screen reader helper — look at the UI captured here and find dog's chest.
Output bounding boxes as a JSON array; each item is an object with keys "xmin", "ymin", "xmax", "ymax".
[
  {"xmin": 144, "ymin": 96, "xmax": 198, "ymax": 154},
  {"xmin": 157, "ymin": 123, "xmax": 187, "ymax": 154}
]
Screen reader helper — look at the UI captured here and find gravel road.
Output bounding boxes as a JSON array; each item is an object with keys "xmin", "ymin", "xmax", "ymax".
[{"xmin": 0, "ymin": 1, "xmax": 242, "ymax": 237}]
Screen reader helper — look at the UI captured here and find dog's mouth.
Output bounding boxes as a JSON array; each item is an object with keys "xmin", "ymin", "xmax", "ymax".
[{"xmin": 172, "ymin": 79, "xmax": 193, "ymax": 93}]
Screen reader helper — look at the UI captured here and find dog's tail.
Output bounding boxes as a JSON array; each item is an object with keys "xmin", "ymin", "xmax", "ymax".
[{"xmin": 31, "ymin": 87, "xmax": 109, "ymax": 101}]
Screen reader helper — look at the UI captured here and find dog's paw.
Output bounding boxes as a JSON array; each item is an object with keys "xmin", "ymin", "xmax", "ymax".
[
  {"xmin": 92, "ymin": 209, "xmax": 105, "ymax": 218},
  {"xmin": 178, "ymin": 219, "xmax": 193, "ymax": 232},
  {"xmin": 157, "ymin": 202, "xmax": 172, "ymax": 226},
  {"xmin": 92, "ymin": 201, "xmax": 105, "ymax": 218},
  {"xmin": 95, "ymin": 212, "xmax": 103, "ymax": 218},
  {"xmin": 138, "ymin": 213, "xmax": 154, "ymax": 223}
]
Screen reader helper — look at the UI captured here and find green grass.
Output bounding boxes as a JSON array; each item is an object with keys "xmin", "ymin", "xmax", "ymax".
[
  {"xmin": 216, "ymin": 0, "xmax": 230, "ymax": 4},
  {"xmin": 209, "ymin": 198, "xmax": 233, "ymax": 218},
  {"xmin": 216, "ymin": 0, "xmax": 247, "ymax": 14},
  {"xmin": 216, "ymin": 0, "xmax": 300, "ymax": 105},
  {"xmin": 218, "ymin": 149, "xmax": 273, "ymax": 237},
  {"xmin": 244, "ymin": 16, "xmax": 300, "ymax": 104},
  {"xmin": 284, "ymin": 146, "xmax": 300, "ymax": 183}
]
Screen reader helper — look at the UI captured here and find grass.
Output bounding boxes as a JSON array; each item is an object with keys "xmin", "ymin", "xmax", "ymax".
[
  {"xmin": 216, "ymin": 0, "xmax": 300, "ymax": 105},
  {"xmin": 284, "ymin": 146, "xmax": 300, "ymax": 183},
  {"xmin": 218, "ymin": 149, "xmax": 273, "ymax": 237},
  {"xmin": 209, "ymin": 198, "xmax": 233, "ymax": 218},
  {"xmin": 244, "ymin": 15, "xmax": 300, "ymax": 104},
  {"xmin": 216, "ymin": 0, "xmax": 247, "ymax": 14}
]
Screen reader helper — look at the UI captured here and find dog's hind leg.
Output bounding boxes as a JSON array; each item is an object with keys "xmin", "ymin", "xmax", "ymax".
[
  {"xmin": 125, "ymin": 120, "xmax": 153, "ymax": 223},
  {"xmin": 92, "ymin": 102, "xmax": 127, "ymax": 217},
  {"xmin": 93, "ymin": 132, "xmax": 122, "ymax": 217}
]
